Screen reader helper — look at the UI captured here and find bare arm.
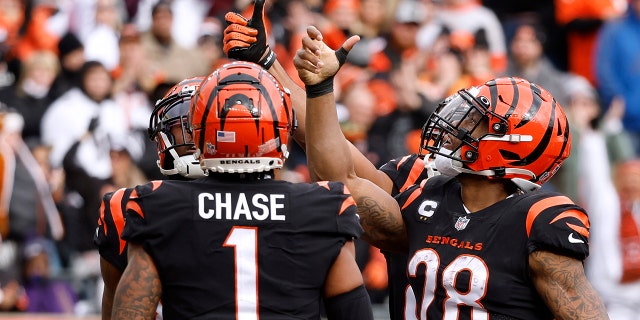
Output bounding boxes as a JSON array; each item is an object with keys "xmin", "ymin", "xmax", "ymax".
[
  {"xmin": 324, "ymin": 240, "xmax": 374, "ymax": 320},
  {"xmin": 529, "ymin": 250, "xmax": 609, "ymax": 320},
  {"xmin": 323, "ymin": 240, "xmax": 363, "ymax": 297},
  {"xmin": 100, "ymin": 257, "xmax": 123, "ymax": 320},
  {"xmin": 294, "ymin": 27, "xmax": 408, "ymax": 251},
  {"xmin": 112, "ymin": 243, "xmax": 161, "ymax": 320}
]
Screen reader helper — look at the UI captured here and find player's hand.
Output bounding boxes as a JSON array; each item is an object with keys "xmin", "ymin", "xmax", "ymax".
[
  {"xmin": 223, "ymin": 0, "xmax": 271, "ymax": 66},
  {"xmin": 293, "ymin": 26, "xmax": 360, "ymax": 86}
]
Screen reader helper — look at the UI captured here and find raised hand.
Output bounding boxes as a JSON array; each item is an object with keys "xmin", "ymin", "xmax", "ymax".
[
  {"xmin": 223, "ymin": 0, "xmax": 276, "ymax": 68},
  {"xmin": 293, "ymin": 26, "xmax": 360, "ymax": 88}
]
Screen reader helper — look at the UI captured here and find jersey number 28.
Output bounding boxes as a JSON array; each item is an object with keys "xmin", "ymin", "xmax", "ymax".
[{"xmin": 406, "ymin": 248, "xmax": 489, "ymax": 320}]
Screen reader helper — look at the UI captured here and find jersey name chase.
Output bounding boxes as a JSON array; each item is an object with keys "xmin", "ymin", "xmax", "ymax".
[{"xmin": 198, "ymin": 192, "xmax": 286, "ymax": 221}]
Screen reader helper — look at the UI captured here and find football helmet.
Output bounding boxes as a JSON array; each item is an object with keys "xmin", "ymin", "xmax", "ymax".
[
  {"xmin": 190, "ymin": 61, "xmax": 296, "ymax": 173},
  {"xmin": 148, "ymin": 77, "xmax": 207, "ymax": 178},
  {"xmin": 419, "ymin": 77, "xmax": 571, "ymax": 191}
]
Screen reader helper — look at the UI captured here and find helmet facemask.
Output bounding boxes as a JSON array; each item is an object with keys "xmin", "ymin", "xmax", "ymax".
[
  {"xmin": 420, "ymin": 88, "xmax": 492, "ymax": 175},
  {"xmin": 149, "ymin": 82, "xmax": 207, "ymax": 179}
]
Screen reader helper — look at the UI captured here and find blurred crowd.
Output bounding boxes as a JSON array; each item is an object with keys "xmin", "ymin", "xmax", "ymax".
[{"xmin": 0, "ymin": 0, "xmax": 639, "ymax": 317}]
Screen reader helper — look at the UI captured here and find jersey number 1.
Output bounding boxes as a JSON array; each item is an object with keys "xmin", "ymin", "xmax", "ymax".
[{"xmin": 223, "ymin": 226, "xmax": 259, "ymax": 320}]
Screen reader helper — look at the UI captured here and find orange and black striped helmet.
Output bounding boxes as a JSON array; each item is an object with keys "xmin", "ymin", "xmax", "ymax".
[
  {"xmin": 190, "ymin": 61, "xmax": 296, "ymax": 173},
  {"xmin": 420, "ymin": 77, "xmax": 571, "ymax": 190},
  {"xmin": 149, "ymin": 77, "xmax": 206, "ymax": 178}
]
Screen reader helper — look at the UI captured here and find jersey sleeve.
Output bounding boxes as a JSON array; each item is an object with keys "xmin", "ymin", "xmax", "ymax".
[
  {"xmin": 94, "ymin": 187, "xmax": 133, "ymax": 272},
  {"xmin": 307, "ymin": 181, "xmax": 363, "ymax": 240},
  {"xmin": 525, "ymin": 192, "xmax": 590, "ymax": 260},
  {"xmin": 120, "ymin": 181, "xmax": 165, "ymax": 246},
  {"xmin": 329, "ymin": 181, "xmax": 363, "ymax": 240},
  {"xmin": 379, "ymin": 154, "xmax": 429, "ymax": 196}
]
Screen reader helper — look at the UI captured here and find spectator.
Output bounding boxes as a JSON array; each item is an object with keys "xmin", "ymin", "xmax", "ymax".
[
  {"xmin": 437, "ymin": 0, "xmax": 508, "ymax": 73},
  {"xmin": 503, "ymin": 19, "xmax": 571, "ymax": 106},
  {"xmin": 138, "ymin": 0, "xmax": 210, "ymax": 85},
  {"xmin": 547, "ymin": 75, "xmax": 634, "ymax": 202},
  {"xmin": 0, "ymin": 0, "xmax": 59, "ymax": 74},
  {"xmin": 0, "ymin": 109, "xmax": 64, "ymax": 246},
  {"xmin": 0, "ymin": 279, "xmax": 27, "ymax": 312},
  {"xmin": 353, "ymin": 0, "xmax": 392, "ymax": 40},
  {"xmin": 554, "ymin": 0, "xmax": 625, "ymax": 84},
  {"xmin": 41, "ymin": 61, "xmax": 125, "ymax": 256},
  {"xmin": 383, "ymin": 0, "xmax": 425, "ymax": 70},
  {"xmin": 446, "ymin": 28, "xmax": 496, "ymax": 96},
  {"xmin": 0, "ymin": 50, "xmax": 59, "ymax": 142},
  {"xmin": 109, "ymin": 136, "xmax": 147, "ymax": 189},
  {"xmin": 594, "ymin": 0, "xmax": 640, "ymax": 156},
  {"xmin": 368, "ymin": 53, "xmax": 442, "ymax": 163},
  {"xmin": 21, "ymin": 237, "xmax": 77, "ymax": 314},
  {"xmin": 583, "ymin": 158, "xmax": 640, "ymax": 319},
  {"xmin": 0, "ymin": 109, "xmax": 64, "ymax": 313},
  {"xmin": 111, "ymin": 23, "xmax": 161, "ymax": 95},
  {"xmin": 323, "ymin": 0, "xmax": 360, "ymax": 39},
  {"xmin": 49, "ymin": 31, "xmax": 85, "ymax": 100},
  {"xmin": 196, "ymin": 17, "xmax": 228, "ymax": 72},
  {"xmin": 82, "ymin": 0, "xmax": 125, "ymax": 72},
  {"xmin": 134, "ymin": 0, "xmax": 211, "ymax": 49}
]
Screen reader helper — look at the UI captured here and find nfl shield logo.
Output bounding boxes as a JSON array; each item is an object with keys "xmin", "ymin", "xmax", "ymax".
[{"xmin": 454, "ymin": 216, "xmax": 470, "ymax": 231}]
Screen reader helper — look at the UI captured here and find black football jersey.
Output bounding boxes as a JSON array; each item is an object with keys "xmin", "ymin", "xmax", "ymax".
[
  {"xmin": 379, "ymin": 154, "xmax": 431, "ymax": 320},
  {"xmin": 120, "ymin": 177, "xmax": 363, "ymax": 320},
  {"xmin": 95, "ymin": 187, "xmax": 135, "ymax": 272},
  {"xmin": 396, "ymin": 175, "xmax": 590, "ymax": 320}
]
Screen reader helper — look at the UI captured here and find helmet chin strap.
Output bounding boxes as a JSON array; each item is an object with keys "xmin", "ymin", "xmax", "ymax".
[
  {"xmin": 437, "ymin": 148, "xmax": 540, "ymax": 192},
  {"xmin": 157, "ymin": 132, "xmax": 207, "ymax": 178},
  {"xmin": 455, "ymin": 166, "xmax": 540, "ymax": 192}
]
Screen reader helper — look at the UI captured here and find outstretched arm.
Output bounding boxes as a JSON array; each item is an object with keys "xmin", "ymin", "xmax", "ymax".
[
  {"xmin": 112, "ymin": 243, "xmax": 161, "ymax": 320},
  {"xmin": 529, "ymin": 250, "xmax": 609, "ymax": 320},
  {"xmin": 223, "ymin": 1, "xmax": 394, "ymax": 193},
  {"xmin": 294, "ymin": 26, "xmax": 407, "ymax": 252}
]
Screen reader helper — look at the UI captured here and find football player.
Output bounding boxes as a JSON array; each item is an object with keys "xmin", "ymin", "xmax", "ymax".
[
  {"xmin": 222, "ymin": 2, "xmax": 434, "ymax": 319},
  {"xmin": 295, "ymin": 26, "xmax": 610, "ymax": 319},
  {"xmin": 94, "ymin": 76, "xmax": 207, "ymax": 320},
  {"xmin": 110, "ymin": 61, "xmax": 374, "ymax": 320}
]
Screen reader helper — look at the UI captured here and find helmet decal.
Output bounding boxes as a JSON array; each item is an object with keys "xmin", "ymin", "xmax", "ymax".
[
  {"xmin": 420, "ymin": 76, "xmax": 571, "ymax": 189},
  {"xmin": 190, "ymin": 61, "xmax": 295, "ymax": 173}
]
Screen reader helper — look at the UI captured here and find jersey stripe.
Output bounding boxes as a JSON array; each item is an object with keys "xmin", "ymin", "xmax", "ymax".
[
  {"xmin": 316, "ymin": 181, "xmax": 331, "ymax": 190},
  {"xmin": 401, "ymin": 186, "xmax": 423, "ymax": 210},
  {"xmin": 97, "ymin": 194, "xmax": 107, "ymax": 230},
  {"xmin": 549, "ymin": 209, "xmax": 590, "ymax": 237},
  {"xmin": 339, "ymin": 196, "xmax": 356, "ymax": 216},
  {"xmin": 108, "ymin": 188, "xmax": 127, "ymax": 254},
  {"xmin": 399, "ymin": 158, "xmax": 426, "ymax": 193},
  {"xmin": 525, "ymin": 195, "xmax": 574, "ymax": 237},
  {"xmin": 126, "ymin": 188, "xmax": 144, "ymax": 218}
]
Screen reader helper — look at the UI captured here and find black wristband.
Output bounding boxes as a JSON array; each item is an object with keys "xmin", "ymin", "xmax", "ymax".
[
  {"xmin": 306, "ymin": 76, "xmax": 335, "ymax": 99},
  {"xmin": 259, "ymin": 50, "xmax": 277, "ymax": 70},
  {"xmin": 335, "ymin": 47, "xmax": 348, "ymax": 66}
]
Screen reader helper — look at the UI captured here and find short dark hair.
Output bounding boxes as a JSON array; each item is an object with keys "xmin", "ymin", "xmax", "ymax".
[{"xmin": 152, "ymin": 0, "xmax": 172, "ymax": 17}]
